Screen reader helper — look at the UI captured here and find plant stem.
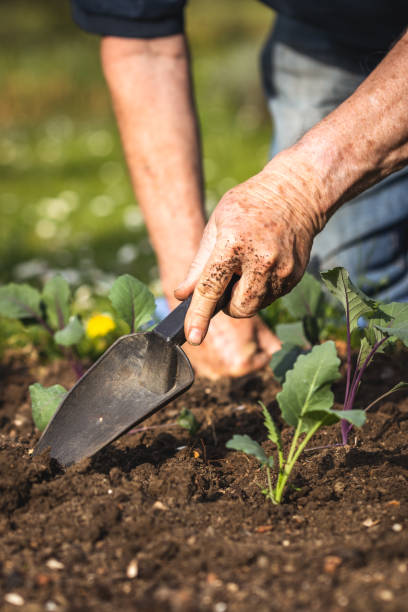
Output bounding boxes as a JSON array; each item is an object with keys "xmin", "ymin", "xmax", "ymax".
[
  {"xmin": 265, "ymin": 465, "xmax": 275, "ymax": 503},
  {"xmin": 343, "ymin": 277, "xmax": 352, "ymax": 408},
  {"xmin": 274, "ymin": 420, "xmax": 322, "ymax": 503},
  {"xmin": 341, "ymin": 336, "xmax": 387, "ymax": 444}
]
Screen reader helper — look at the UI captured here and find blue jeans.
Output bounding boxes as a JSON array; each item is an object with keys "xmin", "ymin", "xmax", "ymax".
[{"xmin": 262, "ymin": 15, "xmax": 408, "ymax": 301}]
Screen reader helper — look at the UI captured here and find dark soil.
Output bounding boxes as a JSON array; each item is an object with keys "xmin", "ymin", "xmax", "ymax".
[{"xmin": 1, "ymin": 346, "xmax": 408, "ymax": 612}]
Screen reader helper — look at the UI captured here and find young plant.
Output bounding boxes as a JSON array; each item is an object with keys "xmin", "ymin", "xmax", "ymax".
[
  {"xmin": 227, "ymin": 342, "xmax": 365, "ymax": 504},
  {"xmin": 269, "ymin": 272, "xmax": 344, "ymax": 383},
  {"xmin": 24, "ymin": 273, "xmax": 156, "ymax": 430},
  {"xmin": 321, "ymin": 267, "xmax": 408, "ymax": 444},
  {"xmin": 0, "ymin": 275, "xmax": 85, "ymax": 377}
]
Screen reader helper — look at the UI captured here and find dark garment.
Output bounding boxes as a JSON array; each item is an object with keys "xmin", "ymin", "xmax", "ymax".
[
  {"xmin": 71, "ymin": 0, "xmax": 187, "ymax": 38},
  {"xmin": 71, "ymin": 0, "xmax": 408, "ymax": 53},
  {"xmin": 261, "ymin": 1, "xmax": 408, "ymax": 52}
]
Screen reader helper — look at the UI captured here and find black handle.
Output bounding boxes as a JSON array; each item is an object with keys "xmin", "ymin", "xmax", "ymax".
[{"xmin": 153, "ymin": 276, "xmax": 238, "ymax": 346}]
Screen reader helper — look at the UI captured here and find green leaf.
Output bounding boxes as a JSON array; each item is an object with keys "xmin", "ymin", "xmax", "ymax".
[
  {"xmin": 260, "ymin": 402, "xmax": 282, "ymax": 451},
  {"xmin": 276, "ymin": 322, "xmax": 307, "ymax": 346},
  {"xmin": 277, "ymin": 341, "xmax": 341, "ymax": 432},
  {"xmin": 0, "ymin": 283, "xmax": 42, "ymax": 320},
  {"xmin": 358, "ymin": 302, "xmax": 408, "ymax": 367},
  {"xmin": 29, "ymin": 383, "xmax": 67, "ymax": 431},
  {"xmin": 42, "ymin": 275, "xmax": 71, "ymax": 330},
  {"xmin": 226, "ymin": 434, "xmax": 272, "ymax": 467},
  {"xmin": 178, "ymin": 408, "xmax": 200, "ymax": 436},
  {"xmin": 321, "ymin": 267, "xmax": 377, "ymax": 333},
  {"xmin": 54, "ymin": 316, "xmax": 84, "ymax": 346},
  {"xmin": 329, "ymin": 409, "xmax": 366, "ymax": 427},
  {"xmin": 108, "ymin": 274, "xmax": 155, "ymax": 332},
  {"xmin": 270, "ymin": 343, "xmax": 304, "ymax": 384},
  {"xmin": 282, "ymin": 272, "xmax": 325, "ymax": 319}
]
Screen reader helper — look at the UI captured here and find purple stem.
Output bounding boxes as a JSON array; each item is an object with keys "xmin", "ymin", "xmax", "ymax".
[
  {"xmin": 341, "ymin": 336, "xmax": 388, "ymax": 444},
  {"xmin": 343, "ymin": 280, "xmax": 352, "ymax": 408}
]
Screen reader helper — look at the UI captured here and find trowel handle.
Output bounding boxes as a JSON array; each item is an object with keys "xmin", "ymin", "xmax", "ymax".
[{"xmin": 154, "ymin": 276, "xmax": 238, "ymax": 346}]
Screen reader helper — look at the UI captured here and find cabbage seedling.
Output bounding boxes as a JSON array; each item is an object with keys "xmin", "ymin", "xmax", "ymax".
[
  {"xmin": 24, "ymin": 274, "xmax": 156, "ymax": 430},
  {"xmin": 227, "ymin": 342, "xmax": 365, "ymax": 504},
  {"xmin": 321, "ymin": 267, "xmax": 408, "ymax": 444}
]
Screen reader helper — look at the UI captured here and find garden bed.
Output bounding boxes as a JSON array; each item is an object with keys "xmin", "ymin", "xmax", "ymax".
[{"xmin": 1, "ymin": 349, "xmax": 408, "ymax": 612}]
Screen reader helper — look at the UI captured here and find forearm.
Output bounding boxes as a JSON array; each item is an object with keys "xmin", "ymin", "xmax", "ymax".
[
  {"xmin": 262, "ymin": 30, "xmax": 408, "ymax": 227},
  {"xmin": 101, "ymin": 35, "xmax": 205, "ymax": 302}
]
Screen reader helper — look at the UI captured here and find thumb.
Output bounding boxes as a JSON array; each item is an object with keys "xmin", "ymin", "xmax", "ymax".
[{"xmin": 174, "ymin": 219, "xmax": 216, "ymax": 300}]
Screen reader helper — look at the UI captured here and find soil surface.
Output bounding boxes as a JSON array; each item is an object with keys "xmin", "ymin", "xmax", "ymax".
[{"xmin": 1, "ymin": 346, "xmax": 408, "ymax": 612}]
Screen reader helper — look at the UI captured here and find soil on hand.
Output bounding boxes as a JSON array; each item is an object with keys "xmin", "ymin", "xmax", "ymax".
[{"xmin": 0, "ymin": 347, "xmax": 408, "ymax": 611}]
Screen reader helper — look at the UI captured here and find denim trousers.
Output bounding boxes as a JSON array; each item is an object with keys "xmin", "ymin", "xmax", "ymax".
[{"xmin": 262, "ymin": 15, "xmax": 408, "ymax": 301}]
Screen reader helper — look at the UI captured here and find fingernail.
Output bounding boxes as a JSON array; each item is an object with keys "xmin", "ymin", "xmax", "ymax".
[{"xmin": 188, "ymin": 327, "xmax": 203, "ymax": 345}]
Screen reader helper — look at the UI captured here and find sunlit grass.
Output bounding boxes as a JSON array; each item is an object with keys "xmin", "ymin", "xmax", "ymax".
[{"xmin": 0, "ymin": 0, "xmax": 274, "ymax": 289}]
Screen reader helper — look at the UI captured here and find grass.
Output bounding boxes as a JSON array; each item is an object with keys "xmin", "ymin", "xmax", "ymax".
[{"xmin": 0, "ymin": 0, "xmax": 274, "ymax": 292}]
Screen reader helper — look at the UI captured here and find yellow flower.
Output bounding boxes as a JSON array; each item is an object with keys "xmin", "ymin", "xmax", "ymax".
[{"xmin": 86, "ymin": 313, "xmax": 116, "ymax": 338}]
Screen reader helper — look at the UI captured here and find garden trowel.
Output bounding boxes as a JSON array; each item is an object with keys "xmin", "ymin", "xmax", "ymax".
[{"xmin": 33, "ymin": 288, "xmax": 231, "ymax": 467}]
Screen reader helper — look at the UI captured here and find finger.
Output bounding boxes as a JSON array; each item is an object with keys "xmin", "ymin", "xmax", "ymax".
[
  {"xmin": 226, "ymin": 265, "xmax": 270, "ymax": 318},
  {"xmin": 184, "ymin": 253, "xmax": 237, "ymax": 345},
  {"xmin": 174, "ymin": 219, "xmax": 216, "ymax": 301}
]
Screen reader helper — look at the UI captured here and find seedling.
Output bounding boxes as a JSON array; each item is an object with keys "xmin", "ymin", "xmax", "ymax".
[
  {"xmin": 227, "ymin": 342, "xmax": 365, "ymax": 504},
  {"xmin": 269, "ymin": 272, "xmax": 344, "ymax": 383},
  {"xmin": 18, "ymin": 273, "xmax": 156, "ymax": 430},
  {"xmin": 321, "ymin": 267, "xmax": 408, "ymax": 444},
  {"xmin": 178, "ymin": 408, "xmax": 201, "ymax": 436}
]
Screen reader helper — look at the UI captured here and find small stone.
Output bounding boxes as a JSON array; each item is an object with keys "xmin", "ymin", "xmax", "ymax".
[
  {"xmin": 398, "ymin": 562, "xmax": 407, "ymax": 573},
  {"xmin": 323, "ymin": 555, "xmax": 342, "ymax": 574},
  {"xmin": 46, "ymin": 559, "xmax": 64, "ymax": 570},
  {"xmin": 363, "ymin": 518, "xmax": 379, "ymax": 528},
  {"xmin": 187, "ymin": 536, "xmax": 196, "ymax": 546},
  {"xmin": 5, "ymin": 593, "xmax": 25, "ymax": 606},
  {"xmin": 378, "ymin": 589, "xmax": 393, "ymax": 602},
  {"xmin": 292, "ymin": 514, "xmax": 304, "ymax": 524},
  {"xmin": 227, "ymin": 583, "xmax": 238, "ymax": 593},
  {"xmin": 152, "ymin": 501, "xmax": 168, "ymax": 511},
  {"xmin": 282, "ymin": 539, "xmax": 290, "ymax": 547},
  {"xmin": 45, "ymin": 602, "xmax": 58, "ymax": 612},
  {"xmin": 257, "ymin": 555, "xmax": 268, "ymax": 569},
  {"xmin": 333, "ymin": 480, "xmax": 345, "ymax": 495},
  {"xmin": 392, "ymin": 523, "xmax": 403, "ymax": 532},
  {"xmin": 214, "ymin": 603, "xmax": 227, "ymax": 612},
  {"xmin": 337, "ymin": 594, "xmax": 349, "ymax": 607},
  {"xmin": 126, "ymin": 560, "xmax": 138, "ymax": 579},
  {"xmin": 108, "ymin": 489, "xmax": 113, "ymax": 495}
]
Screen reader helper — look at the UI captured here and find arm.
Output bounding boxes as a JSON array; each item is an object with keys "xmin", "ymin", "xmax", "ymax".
[
  {"xmin": 176, "ymin": 30, "xmax": 408, "ymax": 345},
  {"xmin": 101, "ymin": 34, "xmax": 205, "ymax": 305}
]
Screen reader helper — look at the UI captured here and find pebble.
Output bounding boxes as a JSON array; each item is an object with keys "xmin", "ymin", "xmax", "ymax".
[
  {"xmin": 323, "ymin": 555, "xmax": 342, "ymax": 574},
  {"xmin": 152, "ymin": 501, "xmax": 168, "ymax": 511},
  {"xmin": 362, "ymin": 518, "xmax": 379, "ymax": 528},
  {"xmin": 282, "ymin": 539, "xmax": 290, "ymax": 547},
  {"xmin": 4, "ymin": 593, "xmax": 25, "ymax": 606},
  {"xmin": 378, "ymin": 589, "xmax": 394, "ymax": 602},
  {"xmin": 333, "ymin": 480, "xmax": 345, "ymax": 495},
  {"xmin": 392, "ymin": 523, "xmax": 403, "ymax": 532},
  {"xmin": 46, "ymin": 559, "xmax": 64, "ymax": 570},
  {"xmin": 256, "ymin": 555, "xmax": 268, "ymax": 569},
  {"xmin": 126, "ymin": 560, "xmax": 138, "ymax": 579},
  {"xmin": 214, "ymin": 603, "xmax": 227, "ymax": 612}
]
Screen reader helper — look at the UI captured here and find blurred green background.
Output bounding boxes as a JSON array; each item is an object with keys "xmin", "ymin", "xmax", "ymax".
[{"xmin": 0, "ymin": 0, "xmax": 274, "ymax": 295}]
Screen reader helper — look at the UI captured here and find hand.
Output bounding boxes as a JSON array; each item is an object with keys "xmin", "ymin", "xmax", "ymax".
[{"xmin": 175, "ymin": 154, "xmax": 326, "ymax": 345}]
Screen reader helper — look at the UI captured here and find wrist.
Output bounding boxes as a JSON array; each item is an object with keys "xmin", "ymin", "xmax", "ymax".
[{"xmin": 259, "ymin": 148, "xmax": 333, "ymax": 235}]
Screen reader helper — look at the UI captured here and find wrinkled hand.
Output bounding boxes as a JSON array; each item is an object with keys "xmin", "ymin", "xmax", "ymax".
[{"xmin": 175, "ymin": 154, "xmax": 327, "ymax": 345}]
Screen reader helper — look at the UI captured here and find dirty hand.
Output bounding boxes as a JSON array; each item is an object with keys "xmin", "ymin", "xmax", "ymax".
[{"xmin": 174, "ymin": 152, "xmax": 327, "ymax": 346}]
